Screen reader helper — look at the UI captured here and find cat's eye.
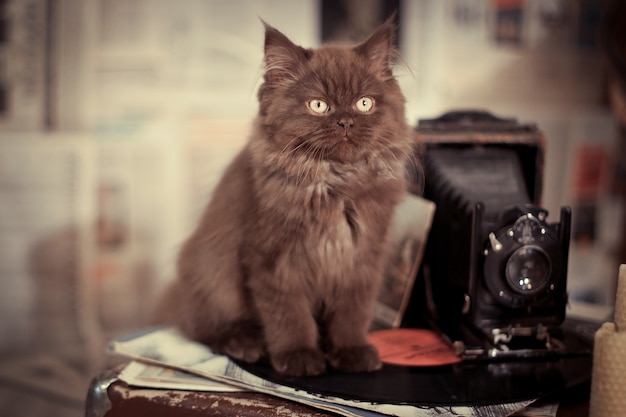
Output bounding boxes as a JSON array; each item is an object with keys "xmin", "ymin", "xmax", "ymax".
[
  {"xmin": 308, "ymin": 99, "xmax": 330, "ymax": 114},
  {"xmin": 356, "ymin": 97, "xmax": 374, "ymax": 113}
]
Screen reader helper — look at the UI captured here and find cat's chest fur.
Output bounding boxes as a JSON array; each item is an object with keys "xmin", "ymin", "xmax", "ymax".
[
  {"xmin": 250, "ymin": 145, "xmax": 395, "ymax": 277},
  {"xmin": 289, "ymin": 160, "xmax": 365, "ymax": 229},
  {"xmin": 301, "ymin": 180, "xmax": 360, "ymax": 279},
  {"xmin": 297, "ymin": 160, "xmax": 375, "ymax": 257}
]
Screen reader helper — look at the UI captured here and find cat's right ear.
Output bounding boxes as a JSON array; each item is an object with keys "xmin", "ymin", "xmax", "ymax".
[{"xmin": 262, "ymin": 21, "xmax": 311, "ymax": 86}]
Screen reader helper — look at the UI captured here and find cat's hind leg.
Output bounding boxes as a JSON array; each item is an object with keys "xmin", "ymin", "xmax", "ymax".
[{"xmin": 163, "ymin": 271, "xmax": 266, "ymax": 363}]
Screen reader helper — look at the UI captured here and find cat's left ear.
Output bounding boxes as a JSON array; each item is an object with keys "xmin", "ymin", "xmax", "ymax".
[{"xmin": 354, "ymin": 13, "xmax": 399, "ymax": 81}]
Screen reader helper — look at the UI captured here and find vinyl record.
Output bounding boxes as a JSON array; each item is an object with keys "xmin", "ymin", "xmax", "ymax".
[{"xmin": 238, "ymin": 322, "xmax": 594, "ymax": 406}]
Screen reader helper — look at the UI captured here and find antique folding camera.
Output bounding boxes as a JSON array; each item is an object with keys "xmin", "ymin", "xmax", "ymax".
[{"xmin": 415, "ymin": 111, "xmax": 571, "ymax": 359}]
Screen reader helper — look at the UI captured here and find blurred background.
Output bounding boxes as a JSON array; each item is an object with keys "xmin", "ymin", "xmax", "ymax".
[{"xmin": 0, "ymin": 0, "xmax": 624, "ymax": 416}]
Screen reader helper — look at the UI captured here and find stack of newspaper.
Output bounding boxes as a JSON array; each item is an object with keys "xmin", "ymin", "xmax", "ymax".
[{"xmin": 109, "ymin": 327, "xmax": 558, "ymax": 417}]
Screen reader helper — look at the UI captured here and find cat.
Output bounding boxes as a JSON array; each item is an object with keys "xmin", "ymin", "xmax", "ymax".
[{"xmin": 157, "ymin": 16, "xmax": 414, "ymax": 377}]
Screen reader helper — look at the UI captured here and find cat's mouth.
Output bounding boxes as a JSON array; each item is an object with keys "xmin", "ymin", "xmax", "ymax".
[
  {"xmin": 334, "ymin": 131, "xmax": 355, "ymax": 147},
  {"xmin": 337, "ymin": 125, "xmax": 354, "ymax": 142},
  {"xmin": 338, "ymin": 125, "xmax": 354, "ymax": 141},
  {"xmin": 297, "ymin": 129, "xmax": 363, "ymax": 162},
  {"xmin": 325, "ymin": 133, "xmax": 362, "ymax": 162}
]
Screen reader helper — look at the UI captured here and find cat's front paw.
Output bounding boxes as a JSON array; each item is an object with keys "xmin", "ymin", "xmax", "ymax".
[
  {"xmin": 327, "ymin": 344, "xmax": 382, "ymax": 373},
  {"xmin": 202, "ymin": 320, "xmax": 266, "ymax": 363},
  {"xmin": 271, "ymin": 348, "xmax": 327, "ymax": 376},
  {"xmin": 210, "ymin": 336, "xmax": 264, "ymax": 363}
]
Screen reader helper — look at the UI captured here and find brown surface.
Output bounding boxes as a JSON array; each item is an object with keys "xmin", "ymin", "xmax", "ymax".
[{"xmin": 99, "ymin": 379, "xmax": 335, "ymax": 417}]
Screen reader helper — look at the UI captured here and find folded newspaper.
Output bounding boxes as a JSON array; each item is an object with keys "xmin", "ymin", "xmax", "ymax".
[{"xmin": 108, "ymin": 327, "xmax": 552, "ymax": 417}]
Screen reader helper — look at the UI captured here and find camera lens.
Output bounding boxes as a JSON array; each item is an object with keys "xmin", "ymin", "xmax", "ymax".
[{"xmin": 505, "ymin": 245, "xmax": 551, "ymax": 295}]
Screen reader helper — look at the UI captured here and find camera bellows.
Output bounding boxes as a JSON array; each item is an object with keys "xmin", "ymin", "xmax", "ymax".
[
  {"xmin": 589, "ymin": 264, "xmax": 626, "ymax": 417},
  {"xmin": 424, "ymin": 147, "xmax": 531, "ymax": 218}
]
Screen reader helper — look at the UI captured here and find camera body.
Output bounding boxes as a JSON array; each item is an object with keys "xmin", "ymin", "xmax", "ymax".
[{"xmin": 415, "ymin": 111, "xmax": 571, "ymax": 357}]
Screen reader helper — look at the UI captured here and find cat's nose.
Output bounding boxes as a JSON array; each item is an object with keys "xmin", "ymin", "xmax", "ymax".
[{"xmin": 338, "ymin": 119, "xmax": 354, "ymax": 130}]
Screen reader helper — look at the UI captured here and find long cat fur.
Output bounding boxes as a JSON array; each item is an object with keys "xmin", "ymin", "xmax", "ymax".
[{"xmin": 157, "ymin": 17, "xmax": 414, "ymax": 376}]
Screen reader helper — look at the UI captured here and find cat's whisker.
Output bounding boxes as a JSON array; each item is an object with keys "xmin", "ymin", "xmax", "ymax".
[
  {"xmin": 279, "ymin": 138, "xmax": 298, "ymax": 156},
  {"xmin": 313, "ymin": 146, "xmax": 326, "ymax": 182},
  {"xmin": 313, "ymin": 143, "xmax": 328, "ymax": 180},
  {"xmin": 281, "ymin": 133, "xmax": 309, "ymax": 156},
  {"xmin": 295, "ymin": 143, "xmax": 316, "ymax": 186},
  {"xmin": 378, "ymin": 131, "xmax": 415, "ymax": 163}
]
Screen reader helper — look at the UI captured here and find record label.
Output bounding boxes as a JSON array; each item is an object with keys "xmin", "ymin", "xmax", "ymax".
[{"xmin": 369, "ymin": 328, "xmax": 462, "ymax": 366}]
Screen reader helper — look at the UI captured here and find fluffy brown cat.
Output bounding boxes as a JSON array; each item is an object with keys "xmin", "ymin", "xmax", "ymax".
[{"xmin": 158, "ymin": 18, "xmax": 413, "ymax": 376}]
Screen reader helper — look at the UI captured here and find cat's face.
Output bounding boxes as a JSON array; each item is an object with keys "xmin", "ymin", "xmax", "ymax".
[{"xmin": 257, "ymin": 19, "xmax": 407, "ymax": 164}]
